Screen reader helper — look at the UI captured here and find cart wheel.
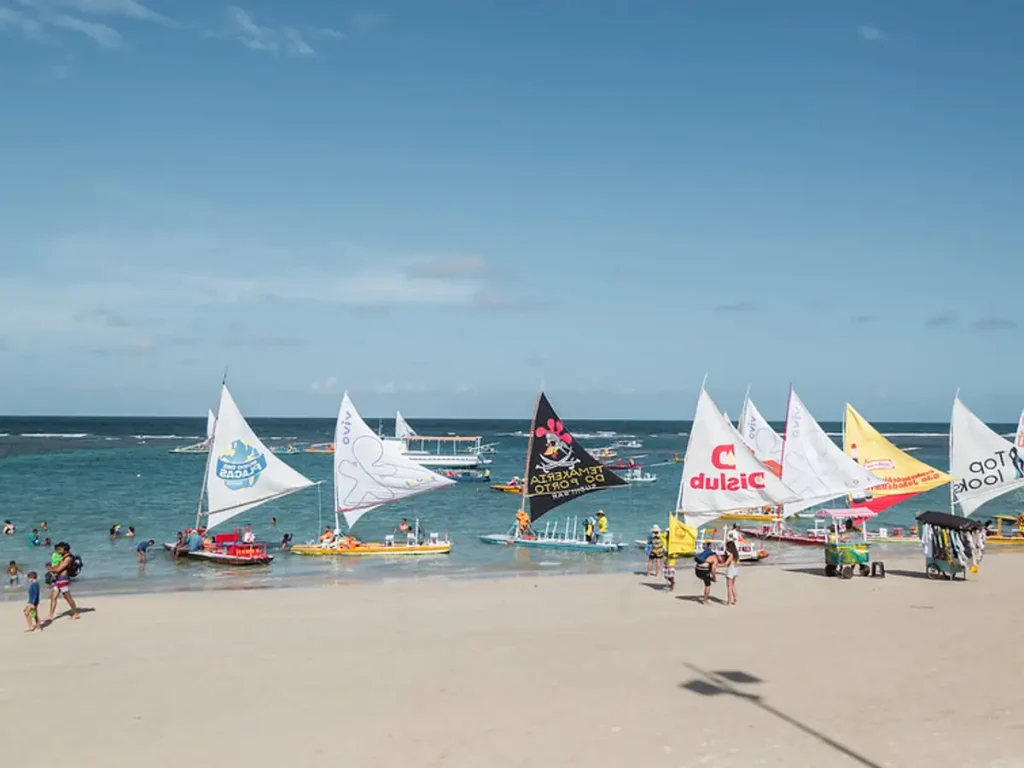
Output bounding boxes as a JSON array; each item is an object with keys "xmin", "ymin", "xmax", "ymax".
[
  {"xmin": 841, "ymin": 565, "xmax": 854, "ymax": 579},
  {"xmin": 926, "ymin": 564, "xmax": 940, "ymax": 580},
  {"xmin": 825, "ymin": 564, "xmax": 837, "ymax": 577},
  {"xmin": 858, "ymin": 564, "xmax": 870, "ymax": 577}
]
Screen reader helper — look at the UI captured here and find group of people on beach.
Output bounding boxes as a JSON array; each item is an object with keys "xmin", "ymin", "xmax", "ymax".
[
  {"xmin": 645, "ymin": 523, "xmax": 741, "ymax": 605},
  {"xmin": 9, "ymin": 541, "xmax": 82, "ymax": 631}
]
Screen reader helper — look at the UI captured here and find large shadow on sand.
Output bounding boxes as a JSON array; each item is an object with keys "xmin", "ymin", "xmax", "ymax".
[{"xmin": 678, "ymin": 663, "xmax": 883, "ymax": 768}]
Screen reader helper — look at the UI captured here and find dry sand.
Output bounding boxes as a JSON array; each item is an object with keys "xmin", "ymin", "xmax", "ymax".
[{"xmin": 2, "ymin": 552, "xmax": 1022, "ymax": 768}]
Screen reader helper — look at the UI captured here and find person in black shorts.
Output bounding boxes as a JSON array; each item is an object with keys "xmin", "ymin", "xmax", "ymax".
[{"xmin": 693, "ymin": 543, "xmax": 721, "ymax": 604}]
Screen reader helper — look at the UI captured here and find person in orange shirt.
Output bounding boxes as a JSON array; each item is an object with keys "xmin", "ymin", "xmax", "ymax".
[{"xmin": 515, "ymin": 509, "xmax": 533, "ymax": 538}]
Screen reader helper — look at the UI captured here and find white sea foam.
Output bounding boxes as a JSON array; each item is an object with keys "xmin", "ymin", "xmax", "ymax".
[
  {"xmin": 132, "ymin": 434, "xmax": 204, "ymax": 440},
  {"xmin": 21, "ymin": 433, "xmax": 89, "ymax": 438}
]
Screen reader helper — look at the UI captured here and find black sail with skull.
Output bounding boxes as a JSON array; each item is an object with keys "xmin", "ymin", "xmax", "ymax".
[{"xmin": 525, "ymin": 392, "xmax": 627, "ymax": 521}]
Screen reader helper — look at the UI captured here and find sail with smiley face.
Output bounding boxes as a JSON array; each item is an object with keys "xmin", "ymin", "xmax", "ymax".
[{"xmin": 334, "ymin": 392, "xmax": 455, "ymax": 529}]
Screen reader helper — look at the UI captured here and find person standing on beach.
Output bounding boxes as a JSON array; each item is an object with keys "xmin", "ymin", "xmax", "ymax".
[
  {"xmin": 693, "ymin": 543, "xmax": 719, "ymax": 604},
  {"xmin": 46, "ymin": 543, "xmax": 80, "ymax": 623},
  {"xmin": 723, "ymin": 540, "xmax": 739, "ymax": 606},
  {"xmin": 24, "ymin": 572, "xmax": 41, "ymax": 632}
]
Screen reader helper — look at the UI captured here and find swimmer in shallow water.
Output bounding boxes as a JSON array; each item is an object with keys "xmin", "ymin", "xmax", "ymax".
[
  {"xmin": 109, "ymin": 524, "xmax": 122, "ymax": 539},
  {"xmin": 2, "ymin": 520, "xmax": 15, "ymax": 536}
]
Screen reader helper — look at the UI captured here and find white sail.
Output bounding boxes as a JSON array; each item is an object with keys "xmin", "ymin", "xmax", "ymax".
[
  {"xmin": 677, "ymin": 388, "xmax": 798, "ymax": 530},
  {"xmin": 780, "ymin": 388, "xmax": 883, "ymax": 516},
  {"xmin": 737, "ymin": 395, "xmax": 783, "ymax": 469},
  {"xmin": 205, "ymin": 409, "xmax": 216, "ymax": 442},
  {"xmin": 950, "ymin": 397, "xmax": 1024, "ymax": 517},
  {"xmin": 336, "ymin": 393, "xmax": 454, "ymax": 529},
  {"xmin": 205, "ymin": 386, "xmax": 314, "ymax": 530},
  {"xmin": 394, "ymin": 410, "xmax": 417, "ymax": 440},
  {"xmin": 1015, "ymin": 409, "xmax": 1024, "ymax": 454}
]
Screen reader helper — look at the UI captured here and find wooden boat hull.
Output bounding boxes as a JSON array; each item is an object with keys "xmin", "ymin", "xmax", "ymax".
[
  {"xmin": 162, "ymin": 543, "xmax": 274, "ymax": 565},
  {"xmin": 984, "ymin": 535, "xmax": 1024, "ymax": 546},
  {"xmin": 479, "ymin": 534, "xmax": 626, "ymax": 552},
  {"xmin": 739, "ymin": 527, "xmax": 826, "ymax": 546},
  {"xmin": 491, "ymin": 484, "xmax": 523, "ymax": 494},
  {"xmin": 290, "ymin": 541, "xmax": 453, "ymax": 557}
]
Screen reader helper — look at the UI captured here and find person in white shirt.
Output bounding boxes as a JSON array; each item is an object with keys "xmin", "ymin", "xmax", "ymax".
[{"xmin": 242, "ymin": 524, "xmax": 256, "ymax": 544}]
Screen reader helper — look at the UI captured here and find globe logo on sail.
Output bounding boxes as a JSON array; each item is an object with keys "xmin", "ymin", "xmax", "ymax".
[{"xmin": 216, "ymin": 439, "xmax": 268, "ymax": 491}]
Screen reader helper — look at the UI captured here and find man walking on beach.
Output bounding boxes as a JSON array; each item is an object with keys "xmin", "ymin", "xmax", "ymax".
[{"xmin": 46, "ymin": 543, "xmax": 80, "ymax": 623}]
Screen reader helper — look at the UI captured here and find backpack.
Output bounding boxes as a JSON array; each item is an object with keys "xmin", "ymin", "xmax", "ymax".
[
  {"xmin": 694, "ymin": 548, "xmax": 716, "ymax": 565},
  {"xmin": 67, "ymin": 554, "xmax": 83, "ymax": 578}
]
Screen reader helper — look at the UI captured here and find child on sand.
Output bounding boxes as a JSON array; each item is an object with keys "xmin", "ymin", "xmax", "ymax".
[
  {"xmin": 663, "ymin": 557, "xmax": 676, "ymax": 591},
  {"xmin": 24, "ymin": 572, "xmax": 40, "ymax": 631}
]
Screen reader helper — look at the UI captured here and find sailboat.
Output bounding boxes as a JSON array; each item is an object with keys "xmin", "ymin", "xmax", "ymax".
[
  {"xmin": 479, "ymin": 392, "xmax": 628, "ymax": 551},
  {"xmin": 164, "ymin": 385, "xmax": 315, "ymax": 565},
  {"xmin": 676, "ymin": 387, "xmax": 797, "ymax": 550},
  {"xmin": 169, "ymin": 409, "xmax": 217, "ymax": 454},
  {"xmin": 949, "ymin": 396, "xmax": 1024, "ymax": 545},
  {"xmin": 843, "ymin": 403, "xmax": 952, "ymax": 543},
  {"xmin": 290, "ymin": 393, "xmax": 455, "ymax": 557},
  {"xmin": 718, "ymin": 391, "xmax": 786, "ymax": 521},
  {"xmin": 740, "ymin": 387, "xmax": 884, "ymax": 544}
]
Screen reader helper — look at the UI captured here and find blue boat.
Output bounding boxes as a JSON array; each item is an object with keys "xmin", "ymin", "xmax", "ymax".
[{"xmin": 480, "ymin": 518, "xmax": 626, "ymax": 553}]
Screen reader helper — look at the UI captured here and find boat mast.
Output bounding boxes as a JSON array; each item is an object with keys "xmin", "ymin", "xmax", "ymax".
[
  {"xmin": 949, "ymin": 388, "xmax": 959, "ymax": 516},
  {"xmin": 196, "ymin": 369, "xmax": 227, "ymax": 531},
  {"xmin": 518, "ymin": 392, "xmax": 542, "ymax": 518}
]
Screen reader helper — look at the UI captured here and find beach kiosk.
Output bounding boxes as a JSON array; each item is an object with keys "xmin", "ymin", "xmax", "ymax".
[
  {"xmin": 916, "ymin": 511, "xmax": 983, "ymax": 580},
  {"xmin": 820, "ymin": 509, "xmax": 885, "ymax": 579}
]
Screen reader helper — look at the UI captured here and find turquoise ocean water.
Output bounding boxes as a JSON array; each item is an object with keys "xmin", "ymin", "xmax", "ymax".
[{"xmin": 1, "ymin": 416, "xmax": 1020, "ymax": 600}]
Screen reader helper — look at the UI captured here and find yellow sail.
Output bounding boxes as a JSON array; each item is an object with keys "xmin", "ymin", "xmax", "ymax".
[
  {"xmin": 843, "ymin": 404, "xmax": 951, "ymax": 514},
  {"xmin": 667, "ymin": 515, "xmax": 697, "ymax": 557}
]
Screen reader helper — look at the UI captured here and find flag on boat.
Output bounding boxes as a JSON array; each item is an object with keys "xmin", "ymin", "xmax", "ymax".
[
  {"xmin": 1015, "ymin": 409, "xmax": 1024, "ymax": 453},
  {"xmin": 205, "ymin": 386, "xmax": 314, "ymax": 530},
  {"xmin": 525, "ymin": 392, "xmax": 627, "ymax": 521},
  {"xmin": 678, "ymin": 388, "xmax": 797, "ymax": 530},
  {"xmin": 394, "ymin": 410, "xmax": 417, "ymax": 440},
  {"xmin": 335, "ymin": 393, "xmax": 455, "ymax": 529},
  {"xmin": 843, "ymin": 404, "xmax": 950, "ymax": 514},
  {"xmin": 780, "ymin": 387, "xmax": 883, "ymax": 517},
  {"xmin": 667, "ymin": 515, "xmax": 697, "ymax": 557},
  {"xmin": 949, "ymin": 397, "xmax": 1024, "ymax": 517},
  {"xmin": 736, "ymin": 393, "xmax": 783, "ymax": 477}
]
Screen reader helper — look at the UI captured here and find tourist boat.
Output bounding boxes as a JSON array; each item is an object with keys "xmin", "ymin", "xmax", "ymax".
[
  {"xmin": 165, "ymin": 384, "xmax": 316, "ymax": 566},
  {"xmin": 588, "ymin": 446, "xmax": 616, "ymax": 460},
  {"xmin": 389, "ymin": 411, "xmax": 485, "ymax": 468},
  {"xmin": 290, "ymin": 392, "xmax": 454, "ymax": 557},
  {"xmin": 613, "ymin": 439, "xmax": 642, "ymax": 449},
  {"xmin": 491, "ymin": 481, "xmax": 523, "ymax": 493},
  {"xmin": 437, "ymin": 468, "xmax": 491, "ymax": 482},
  {"xmin": 670, "ymin": 453, "xmax": 685, "ymax": 463},
  {"xmin": 739, "ymin": 519, "xmax": 829, "ymax": 546},
  {"xmin": 621, "ymin": 465, "xmax": 657, "ymax": 484},
  {"xmin": 163, "ymin": 528, "xmax": 274, "ymax": 565},
  {"xmin": 605, "ymin": 456, "xmax": 646, "ymax": 469},
  {"xmin": 481, "ymin": 392, "xmax": 627, "ymax": 552},
  {"xmin": 304, "ymin": 442, "xmax": 334, "ymax": 454},
  {"xmin": 983, "ymin": 515, "xmax": 1024, "ymax": 546},
  {"xmin": 169, "ymin": 409, "xmax": 216, "ymax": 454},
  {"xmin": 864, "ymin": 525, "xmax": 922, "ymax": 545},
  {"xmin": 482, "ymin": 517, "xmax": 626, "ymax": 552},
  {"xmin": 270, "ymin": 444, "xmax": 299, "ymax": 455},
  {"xmin": 635, "ymin": 527, "xmax": 767, "ymax": 562}
]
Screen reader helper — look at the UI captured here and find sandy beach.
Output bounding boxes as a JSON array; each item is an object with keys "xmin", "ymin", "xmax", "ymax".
[{"xmin": 2, "ymin": 553, "xmax": 1022, "ymax": 768}]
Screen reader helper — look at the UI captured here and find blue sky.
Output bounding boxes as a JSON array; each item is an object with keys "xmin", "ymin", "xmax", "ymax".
[{"xmin": 1, "ymin": 0, "xmax": 1022, "ymax": 421}]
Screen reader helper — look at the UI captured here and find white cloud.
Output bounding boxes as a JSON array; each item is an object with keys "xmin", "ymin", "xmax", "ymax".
[
  {"xmin": 350, "ymin": 10, "xmax": 391, "ymax": 34},
  {"xmin": 50, "ymin": 12, "xmax": 121, "ymax": 47},
  {"xmin": 223, "ymin": 6, "xmax": 317, "ymax": 57},
  {"xmin": 857, "ymin": 25, "xmax": 883, "ymax": 42},
  {"xmin": 311, "ymin": 376, "xmax": 339, "ymax": 394},
  {"xmin": 59, "ymin": 0, "xmax": 170, "ymax": 25},
  {"xmin": 454, "ymin": 383, "xmax": 471, "ymax": 394},
  {"xmin": 377, "ymin": 382, "xmax": 397, "ymax": 394},
  {"xmin": 0, "ymin": 5, "xmax": 48, "ymax": 40}
]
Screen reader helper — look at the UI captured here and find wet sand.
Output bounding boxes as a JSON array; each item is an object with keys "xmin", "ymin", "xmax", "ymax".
[{"xmin": 1, "ymin": 552, "xmax": 1021, "ymax": 767}]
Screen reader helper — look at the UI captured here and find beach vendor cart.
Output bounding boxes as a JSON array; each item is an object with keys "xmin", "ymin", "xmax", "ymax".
[
  {"xmin": 820, "ymin": 509, "xmax": 885, "ymax": 579},
  {"xmin": 916, "ymin": 511, "xmax": 983, "ymax": 580}
]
